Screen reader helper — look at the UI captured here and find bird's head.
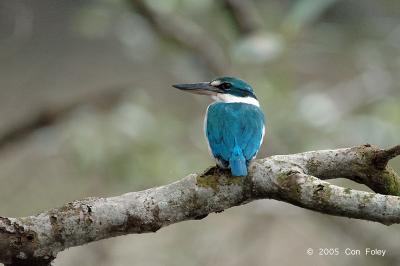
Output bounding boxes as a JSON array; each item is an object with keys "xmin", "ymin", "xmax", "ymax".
[{"xmin": 173, "ymin": 77, "xmax": 258, "ymax": 104}]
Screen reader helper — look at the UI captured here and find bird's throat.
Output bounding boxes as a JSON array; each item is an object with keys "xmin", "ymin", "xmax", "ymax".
[{"xmin": 211, "ymin": 94, "xmax": 260, "ymax": 107}]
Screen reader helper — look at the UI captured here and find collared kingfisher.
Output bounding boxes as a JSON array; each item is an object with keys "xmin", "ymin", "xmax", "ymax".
[{"xmin": 173, "ymin": 77, "xmax": 265, "ymax": 176}]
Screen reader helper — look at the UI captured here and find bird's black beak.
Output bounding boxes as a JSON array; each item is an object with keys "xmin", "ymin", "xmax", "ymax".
[{"xmin": 172, "ymin": 82, "xmax": 223, "ymax": 95}]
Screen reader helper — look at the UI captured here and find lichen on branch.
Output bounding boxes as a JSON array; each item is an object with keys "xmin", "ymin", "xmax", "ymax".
[{"xmin": 0, "ymin": 144, "xmax": 399, "ymax": 266}]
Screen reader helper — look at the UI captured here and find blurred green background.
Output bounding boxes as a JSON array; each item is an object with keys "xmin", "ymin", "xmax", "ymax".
[{"xmin": 0, "ymin": 0, "xmax": 399, "ymax": 265}]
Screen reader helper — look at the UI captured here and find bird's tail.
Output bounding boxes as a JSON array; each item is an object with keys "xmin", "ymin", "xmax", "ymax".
[{"xmin": 229, "ymin": 140, "xmax": 248, "ymax": 176}]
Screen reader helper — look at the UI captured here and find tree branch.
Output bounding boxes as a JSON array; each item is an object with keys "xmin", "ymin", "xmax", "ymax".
[
  {"xmin": 0, "ymin": 86, "xmax": 127, "ymax": 151},
  {"xmin": 0, "ymin": 144, "xmax": 399, "ymax": 265},
  {"xmin": 222, "ymin": 0, "xmax": 261, "ymax": 35},
  {"xmin": 129, "ymin": 0, "xmax": 228, "ymax": 75}
]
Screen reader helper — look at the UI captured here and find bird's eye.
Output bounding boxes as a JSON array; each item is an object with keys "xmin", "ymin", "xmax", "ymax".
[{"xmin": 219, "ymin": 83, "xmax": 231, "ymax": 90}]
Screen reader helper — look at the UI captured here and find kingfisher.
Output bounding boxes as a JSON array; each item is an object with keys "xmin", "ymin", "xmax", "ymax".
[{"xmin": 173, "ymin": 77, "xmax": 265, "ymax": 176}]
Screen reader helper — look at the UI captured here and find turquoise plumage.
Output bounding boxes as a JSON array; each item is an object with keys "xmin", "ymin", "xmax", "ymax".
[
  {"xmin": 173, "ymin": 77, "xmax": 265, "ymax": 176},
  {"xmin": 206, "ymin": 102, "xmax": 264, "ymax": 176}
]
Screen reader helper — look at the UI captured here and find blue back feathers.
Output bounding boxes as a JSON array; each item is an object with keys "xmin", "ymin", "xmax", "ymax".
[{"xmin": 206, "ymin": 102, "xmax": 265, "ymax": 176}]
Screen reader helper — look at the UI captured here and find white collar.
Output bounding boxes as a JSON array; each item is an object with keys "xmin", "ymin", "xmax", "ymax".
[{"xmin": 211, "ymin": 94, "xmax": 260, "ymax": 107}]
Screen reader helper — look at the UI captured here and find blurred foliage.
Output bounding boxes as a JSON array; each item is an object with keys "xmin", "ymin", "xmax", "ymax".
[
  {"xmin": 0, "ymin": 0, "xmax": 399, "ymax": 265},
  {"xmin": 282, "ymin": 0, "xmax": 339, "ymax": 34},
  {"xmin": 63, "ymin": 90, "xmax": 208, "ymax": 190}
]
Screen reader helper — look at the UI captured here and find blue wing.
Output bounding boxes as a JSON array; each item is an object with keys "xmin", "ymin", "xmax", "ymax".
[{"xmin": 206, "ymin": 102, "xmax": 265, "ymax": 166}]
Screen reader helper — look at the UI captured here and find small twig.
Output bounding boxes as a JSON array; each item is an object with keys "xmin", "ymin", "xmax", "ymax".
[
  {"xmin": 222, "ymin": 0, "xmax": 261, "ymax": 35},
  {"xmin": 373, "ymin": 145, "xmax": 400, "ymax": 170},
  {"xmin": 129, "ymin": 0, "xmax": 228, "ymax": 75}
]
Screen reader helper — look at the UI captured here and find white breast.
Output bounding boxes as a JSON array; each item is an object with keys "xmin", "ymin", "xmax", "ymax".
[
  {"xmin": 252, "ymin": 124, "xmax": 265, "ymax": 160},
  {"xmin": 204, "ymin": 104, "xmax": 213, "ymax": 156}
]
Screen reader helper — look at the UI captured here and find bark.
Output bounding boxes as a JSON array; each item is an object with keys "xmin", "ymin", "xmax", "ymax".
[{"xmin": 0, "ymin": 144, "xmax": 399, "ymax": 265}]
